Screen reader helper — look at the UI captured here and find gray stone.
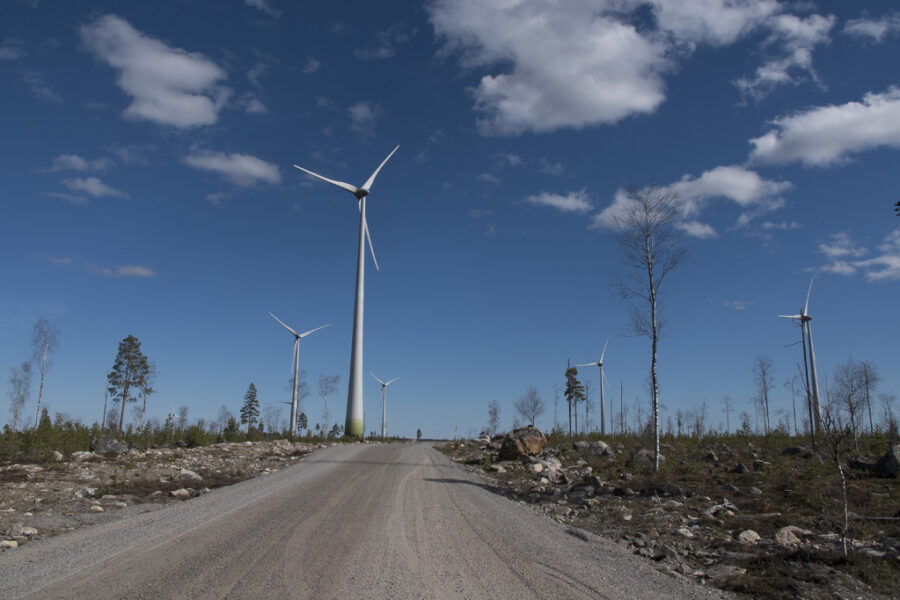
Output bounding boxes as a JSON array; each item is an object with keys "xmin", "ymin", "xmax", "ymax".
[
  {"xmin": 498, "ymin": 426, "xmax": 547, "ymax": 460},
  {"xmin": 1, "ymin": 540, "xmax": 18, "ymax": 549},
  {"xmin": 178, "ymin": 468, "xmax": 203, "ymax": 482},
  {"xmin": 737, "ymin": 529, "xmax": 760, "ymax": 544},
  {"xmin": 666, "ymin": 482, "xmax": 683, "ymax": 497},
  {"xmin": 89, "ymin": 505, "xmax": 104, "ymax": 513},
  {"xmin": 91, "ymin": 435, "xmax": 129, "ymax": 455},
  {"xmin": 526, "ymin": 462, "xmax": 544, "ymax": 474},
  {"xmin": 170, "ymin": 488, "xmax": 191, "ymax": 499},
  {"xmin": 749, "ymin": 487, "xmax": 762, "ymax": 496},
  {"xmin": 630, "ymin": 449, "xmax": 665, "ymax": 468},
  {"xmin": 882, "ymin": 537, "xmax": 898, "ymax": 550},
  {"xmin": 775, "ymin": 527, "xmax": 802, "ymax": 547},
  {"xmin": 676, "ymin": 527, "xmax": 694, "ymax": 538},
  {"xmin": 74, "ymin": 487, "xmax": 97, "ymax": 499},
  {"xmin": 874, "ymin": 445, "xmax": 900, "ymax": 478},
  {"xmin": 781, "ymin": 446, "xmax": 813, "ymax": 458},
  {"xmin": 72, "ymin": 451, "xmax": 97, "ymax": 462},
  {"xmin": 488, "ymin": 464, "xmax": 506, "ymax": 473},
  {"xmin": 704, "ymin": 451, "xmax": 719, "ymax": 462},
  {"xmin": 50, "ymin": 450, "xmax": 64, "ymax": 462},
  {"xmin": 721, "ymin": 483, "xmax": 740, "ymax": 493},
  {"xmin": 733, "ymin": 463, "xmax": 749, "ymax": 474},
  {"xmin": 573, "ymin": 440, "xmax": 589, "ymax": 451}
]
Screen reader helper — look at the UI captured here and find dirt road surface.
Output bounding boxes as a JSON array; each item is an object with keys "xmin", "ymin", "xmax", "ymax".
[{"xmin": 0, "ymin": 443, "xmax": 730, "ymax": 599}]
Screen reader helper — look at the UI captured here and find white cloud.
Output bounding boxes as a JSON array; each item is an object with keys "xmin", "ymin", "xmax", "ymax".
[
  {"xmin": 844, "ymin": 12, "xmax": 900, "ymax": 42},
  {"xmin": 735, "ymin": 13, "xmax": 835, "ymax": 100},
  {"xmin": 816, "ymin": 229, "xmax": 900, "ymax": 282},
  {"xmin": 183, "ymin": 151, "xmax": 281, "ymax": 186},
  {"xmin": 46, "ymin": 154, "xmax": 113, "ymax": 171},
  {"xmin": 648, "ymin": 0, "xmax": 780, "ymax": 46},
  {"xmin": 302, "ymin": 58, "xmax": 320, "ymax": 73},
  {"xmin": 0, "ymin": 38, "xmax": 26, "ymax": 61},
  {"xmin": 750, "ymin": 87, "xmax": 900, "ymax": 166},
  {"xmin": 205, "ymin": 192, "xmax": 228, "ymax": 208},
  {"xmin": 477, "ymin": 173, "xmax": 500, "ymax": 185},
  {"xmin": 761, "ymin": 220, "xmax": 800, "ymax": 230},
  {"xmin": 61, "ymin": 176, "xmax": 127, "ymax": 198},
  {"xmin": 354, "ymin": 24, "xmax": 415, "ymax": 60},
  {"xmin": 244, "ymin": 0, "xmax": 281, "ymax": 18},
  {"xmin": 348, "ymin": 101, "xmax": 382, "ymax": 137},
  {"xmin": 524, "ymin": 189, "xmax": 592, "ymax": 213},
  {"xmin": 723, "ymin": 300, "xmax": 752, "ymax": 310},
  {"xmin": 22, "ymin": 70, "xmax": 62, "ymax": 103},
  {"xmin": 677, "ymin": 221, "xmax": 718, "ymax": 238},
  {"xmin": 44, "ymin": 255, "xmax": 156, "ymax": 278},
  {"xmin": 46, "ymin": 192, "xmax": 88, "ymax": 206},
  {"xmin": 429, "ymin": 1, "xmax": 669, "ymax": 135},
  {"xmin": 81, "ymin": 15, "xmax": 229, "ymax": 128}
]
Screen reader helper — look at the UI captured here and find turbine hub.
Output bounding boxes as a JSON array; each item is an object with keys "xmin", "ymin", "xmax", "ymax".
[{"xmin": 354, "ymin": 189, "xmax": 369, "ymax": 200}]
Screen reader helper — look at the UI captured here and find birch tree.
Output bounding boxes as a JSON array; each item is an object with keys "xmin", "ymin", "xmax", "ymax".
[
  {"xmin": 609, "ymin": 186, "xmax": 685, "ymax": 472},
  {"xmin": 7, "ymin": 362, "xmax": 32, "ymax": 431},
  {"xmin": 31, "ymin": 317, "xmax": 59, "ymax": 430}
]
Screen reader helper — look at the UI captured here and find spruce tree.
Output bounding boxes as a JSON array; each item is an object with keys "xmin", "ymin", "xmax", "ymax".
[
  {"xmin": 564, "ymin": 367, "xmax": 585, "ymax": 438},
  {"xmin": 240, "ymin": 383, "xmax": 260, "ymax": 432}
]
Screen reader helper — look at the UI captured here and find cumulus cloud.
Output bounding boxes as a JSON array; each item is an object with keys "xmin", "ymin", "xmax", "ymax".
[
  {"xmin": 749, "ymin": 87, "xmax": 900, "ymax": 166},
  {"xmin": 46, "ymin": 154, "xmax": 113, "ymax": 172},
  {"xmin": 354, "ymin": 24, "xmax": 415, "ymax": 60},
  {"xmin": 592, "ymin": 166, "xmax": 790, "ymax": 236},
  {"xmin": 816, "ymin": 229, "xmax": 900, "ymax": 282},
  {"xmin": 735, "ymin": 13, "xmax": 835, "ymax": 100},
  {"xmin": 524, "ymin": 190, "xmax": 592, "ymax": 213},
  {"xmin": 844, "ymin": 12, "xmax": 900, "ymax": 42},
  {"xmin": 81, "ymin": 15, "xmax": 229, "ymax": 128},
  {"xmin": 61, "ymin": 176, "xmax": 127, "ymax": 198},
  {"xmin": 348, "ymin": 101, "xmax": 382, "ymax": 137},
  {"xmin": 244, "ymin": 0, "xmax": 280, "ymax": 18},
  {"xmin": 0, "ymin": 38, "xmax": 26, "ymax": 61},
  {"xmin": 477, "ymin": 173, "xmax": 500, "ymax": 185},
  {"xmin": 183, "ymin": 150, "xmax": 281, "ymax": 186},
  {"xmin": 302, "ymin": 58, "xmax": 320, "ymax": 73}
]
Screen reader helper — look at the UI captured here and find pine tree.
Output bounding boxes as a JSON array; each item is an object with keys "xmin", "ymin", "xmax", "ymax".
[
  {"xmin": 297, "ymin": 411, "xmax": 308, "ymax": 435},
  {"xmin": 107, "ymin": 335, "xmax": 152, "ymax": 433},
  {"xmin": 240, "ymin": 383, "xmax": 260, "ymax": 432},
  {"xmin": 564, "ymin": 367, "xmax": 585, "ymax": 437}
]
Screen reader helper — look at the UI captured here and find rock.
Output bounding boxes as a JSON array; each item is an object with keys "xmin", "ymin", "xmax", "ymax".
[
  {"xmin": 704, "ymin": 451, "xmax": 719, "ymax": 462},
  {"xmin": 882, "ymin": 537, "xmax": 898, "ymax": 551},
  {"xmin": 676, "ymin": 527, "xmax": 694, "ymax": 538},
  {"xmin": 170, "ymin": 488, "xmax": 191, "ymax": 499},
  {"xmin": 749, "ymin": 487, "xmax": 762, "ymax": 496},
  {"xmin": 487, "ymin": 464, "xmax": 506, "ymax": 473},
  {"xmin": 526, "ymin": 462, "xmax": 544, "ymax": 474},
  {"xmin": 737, "ymin": 529, "xmax": 760, "ymax": 544},
  {"xmin": 614, "ymin": 487, "xmax": 635, "ymax": 497},
  {"xmin": 775, "ymin": 527, "xmax": 802, "ymax": 547},
  {"xmin": 1, "ymin": 540, "xmax": 18, "ymax": 549},
  {"xmin": 547, "ymin": 469, "xmax": 568, "ymax": 485},
  {"xmin": 573, "ymin": 440, "xmax": 589, "ymax": 451},
  {"xmin": 543, "ymin": 455, "xmax": 562, "ymax": 470},
  {"xmin": 732, "ymin": 463, "xmax": 749, "ymax": 474},
  {"xmin": 577, "ymin": 466, "xmax": 592, "ymax": 476},
  {"xmin": 752, "ymin": 460, "xmax": 769, "ymax": 471},
  {"xmin": 782, "ymin": 446, "xmax": 813, "ymax": 458},
  {"xmin": 20, "ymin": 526, "xmax": 37, "ymax": 537},
  {"xmin": 664, "ymin": 500, "xmax": 684, "ymax": 510},
  {"xmin": 630, "ymin": 449, "xmax": 665, "ymax": 468},
  {"xmin": 874, "ymin": 445, "xmax": 900, "ymax": 478},
  {"xmin": 91, "ymin": 435, "xmax": 129, "ymax": 455},
  {"xmin": 721, "ymin": 483, "xmax": 740, "ymax": 493},
  {"xmin": 89, "ymin": 505, "xmax": 104, "ymax": 513},
  {"xmin": 50, "ymin": 450, "xmax": 64, "ymax": 462},
  {"xmin": 74, "ymin": 487, "xmax": 97, "ymax": 499},
  {"xmin": 498, "ymin": 426, "xmax": 547, "ymax": 460},
  {"xmin": 666, "ymin": 482, "xmax": 683, "ymax": 497},
  {"xmin": 72, "ymin": 451, "xmax": 97, "ymax": 462},
  {"xmin": 178, "ymin": 468, "xmax": 203, "ymax": 482}
]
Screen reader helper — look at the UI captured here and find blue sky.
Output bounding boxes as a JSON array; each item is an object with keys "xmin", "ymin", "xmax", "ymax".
[{"xmin": 2, "ymin": 0, "xmax": 898, "ymax": 439}]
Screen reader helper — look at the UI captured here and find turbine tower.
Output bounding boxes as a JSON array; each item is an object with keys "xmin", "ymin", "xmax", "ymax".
[
  {"xmin": 269, "ymin": 312, "xmax": 329, "ymax": 435},
  {"xmin": 294, "ymin": 146, "xmax": 399, "ymax": 438},
  {"xmin": 370, "ymin": 372, "xmax": 399, "ymax": 438},
  {"xmin": 577, "ymin": 339, "xmax": 610, "ymax": 436},
  {"xmin": 779, "ymin": 280, "xmax": 823, "ymax": 439}
]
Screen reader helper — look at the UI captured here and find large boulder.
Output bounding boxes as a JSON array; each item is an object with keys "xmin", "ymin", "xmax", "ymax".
[
  {"xmin": 498, "ymin": 426, "xmax": 546, "ymax": 460},
  {"xmin": 874, "ymin": 445, "xmax": 900, "ymax": 478},
  {"xmin": 91, "ymin": 435, "xmax": 129, "ymax": 455},
  {"xmin": 630, "ymin": 448, "xmax": 665, "ymax": 469}
]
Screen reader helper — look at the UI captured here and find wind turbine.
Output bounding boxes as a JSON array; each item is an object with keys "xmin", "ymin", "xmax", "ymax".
[
  {"xmin": 269, "ymin": 312, "xmax": 329, "ymax": 436},
  {"xmin": 779, "ymin": 280, "xmax": 823, "ymax": 442},
  {"xmin": 577, "ymin": 339, "xmax": 610, "ymax": 436},
  {"xmin": 293, "ymin": 146, "xmax": 398, "ymax": 439},
  {"xmin": 370, "ymin": 372, "xmax": 399, "ymax": 438}
]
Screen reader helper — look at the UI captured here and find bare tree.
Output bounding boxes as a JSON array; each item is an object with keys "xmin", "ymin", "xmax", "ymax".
[
  {"xmin": 721, "ymin": 395, "xmax": 733, "ymax": 433},
  {"xmin": 176, "ymin": 405, "xmax": 189, "ymax": 431},
  {"xmin": 784, "ymin": 375, "xmax": 800, "ymax": 436},
  {"xmin": 514, "ymin": 386, "xmax": 545, "ymax": 427},
  {"xmin": 7, "ymin": 362, "xmax": 32, "ymax": 431},
  {"xmin": 318, "ymin": 374, "xmax": 340, "ymax": 438},
  {"xmin": 609, "ymin": 186, "xmax": 685, "ymax": 471},
  {"xmin": 859, "ymin": 361, "xmax": 879, "ymax": 434},
  {"xmin": 31, "ymin": 317, "xmax": 59, "ymax": 430},
  {"xmin": 487, "ymin": 399, "xmax": 500, "ymax": 436},
  {"xmin": 753, "ymin": 356, "xmax": 774, "ymax": 435},
  {"xmin": 831, "ymin": 360, "xmax": 868, "ymax": 451}
]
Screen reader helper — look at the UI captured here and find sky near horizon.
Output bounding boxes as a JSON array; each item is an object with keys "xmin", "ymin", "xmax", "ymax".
[{"xmin": 2, "ymin": 0, "xmax": 898, "ymax": 439}]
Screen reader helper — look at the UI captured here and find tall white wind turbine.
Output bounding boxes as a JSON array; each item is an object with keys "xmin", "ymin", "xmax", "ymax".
[
  {"xmin": 269, "ymin": 312, "xmax": 329, "ymax": 435},
  {"xmin": 577, "ymin": 339, "xmax": 610, "ymax": 436},
  {"xmin": 294, "ymin": 146, "xmax": 399, "ymax": 438},
  {"xmin": 370, "ymin": 372, "xmax": 399, "ymax": 438},
  {"xmin": 779, "ymin": 280, "xmax": 823, "ymax": 438}
]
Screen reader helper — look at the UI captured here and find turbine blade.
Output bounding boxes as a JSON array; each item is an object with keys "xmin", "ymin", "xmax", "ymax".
[
  {"xmin": 575, "ymin": 363, "xmax": 598, "ymax": 368},
  {"xmin": 293, "ymin": 165, "xmax": 359, "ymax": 196},
  {"xmin": 385, "ymin": 377, "xmax": 400, "ymax": 386},
  {"xmin": 364, "ymin": 216, "xmax": 379, "ymax": 271},
  {"xmin": 370, "ymin": 372, "xmax": 385, "ymax": 385},
  {"xmin": 269, "ymin": 312, "xmax": 299, "ymax": 337},
  {"xmin": 804, "ymin": 278, "xmax": 814, "ymax": 316},
  {"xmin": 299, "ymin": 323, "xmax": 330, "ymax": 338},
  {"xmin": 602, "ymin": 369, "xmax": 612, "ymax": 389},
  {"xmin": 600, "ymin": 338, "xmax": 609, "ymax": 363},
  {"xmin": 778, "ymin": 314, "xmax": 803, "ymax": 320},
  {"xmin": 361, "ymin": 145, "xmax": 399, "ymax": 192}
]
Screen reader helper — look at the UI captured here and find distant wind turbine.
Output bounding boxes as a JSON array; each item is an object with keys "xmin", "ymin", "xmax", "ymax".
[
  {"xmin": 293, "ymin": 146, "xmax": 398, "ymax": 439},
  {"xmin": 370, "ymin": 372, "xmax": 399, "ymax": 438},
  {"xmin": 269, "ymin": 312, "xmax": 329, "ymax": 436},
  {"xmin": 577, "ymin": 339, "xmax": 610, "ymax": 436},
  {"xmin": 778, "ymin": 280, "xmax": 823, "ymax": 445}
]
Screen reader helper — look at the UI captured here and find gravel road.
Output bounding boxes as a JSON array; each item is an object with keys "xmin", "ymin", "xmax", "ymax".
[{"xmin": 0, "ymin": 443, "xmax": 730, "ymax": 599}]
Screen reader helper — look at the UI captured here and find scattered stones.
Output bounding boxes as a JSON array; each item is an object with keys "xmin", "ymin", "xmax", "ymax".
[
  {"xmin": 498, "ymin": 426, "xmax": 547, "ymax": 460},
  {"xmin": 874, "ymin": 445, "xmax": 900, "ymax": 478},
  {"xmin": 737, "ymin": 529, "xmax": 761, "ymax": 544}
]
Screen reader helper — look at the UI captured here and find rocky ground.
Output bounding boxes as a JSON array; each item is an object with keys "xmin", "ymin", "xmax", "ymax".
[
  {"xmin": 442, "ymin": 428, "xmax": 900, "ymax": 600},
  {"xmin": 0, "ymin": 439, "xmax": 332, "ymax": 551}
]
